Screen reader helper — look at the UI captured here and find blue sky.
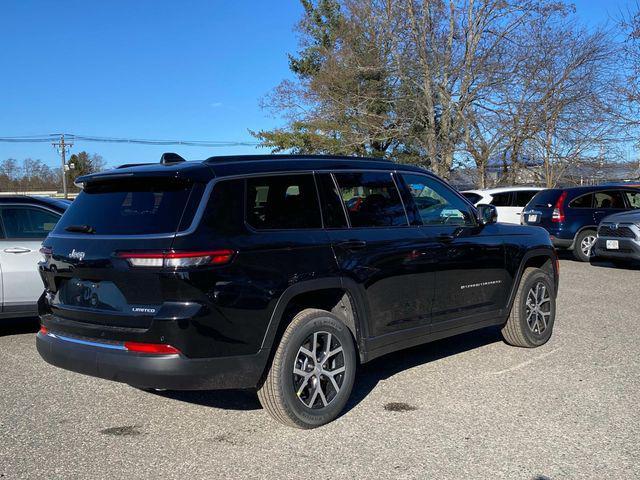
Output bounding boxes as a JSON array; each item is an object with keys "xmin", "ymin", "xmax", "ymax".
[{"xmin": 0, "ymin": 0, "xmax": 631, "ymax": 168}]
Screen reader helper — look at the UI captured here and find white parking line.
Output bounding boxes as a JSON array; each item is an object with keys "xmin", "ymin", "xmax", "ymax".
[{"xmin": 490, "ymin": 348, "xmax": 561, "ymax": 375}]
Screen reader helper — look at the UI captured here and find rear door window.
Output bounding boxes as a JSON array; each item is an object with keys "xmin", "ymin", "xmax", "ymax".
[
  {"xmin": 315, "ymin": 173, "xmax": 348, "ymax": 228},
  {"xmin": 55, "ymin": 178, "xmax": 199, "ymax": 235},
  {"xmin": 333, "ymin": 172, "xmax": 407, "ymax": 227},
  {"xmin": 594, "ymin": 190, "xmax": 626, "ymax": 209},
  {"xmin": 1, "ymin": 206, "xmax": 60, "ymax": 239},
  {"xmin": 624, "ymin": 190, "xmax": 640, "ymax": 209},
  {"xmin": 569, "ymin": 193, "xmax": 594, "ymax": 209},
  {"xmin": 246, "ymin": 174, "xmax": 321, "ymax": 230}
]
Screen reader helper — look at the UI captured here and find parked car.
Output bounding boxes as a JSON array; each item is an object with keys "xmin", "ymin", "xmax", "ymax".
[
  {"xmin": 592, "ymin": 209, "xmax": 640, "ymax": 265},
  {"xmin": 461, "ymin": 187, "xmax": 544, "ymax": 224},
  {"xmin": 522, "ymin": 185, "xmax": 640, "ymax": 261},
  {"xmin": 37, "ymin": 154, "xmax": 559, "ymax": 428},
  {"xmin": 0, "ymin": 196, "xmax": 69, "ymax": 319}
]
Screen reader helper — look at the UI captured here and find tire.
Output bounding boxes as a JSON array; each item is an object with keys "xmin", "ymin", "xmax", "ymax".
[
  {"xmin": 257, "ymin": 308, "xmax": 357, "ymax": 429},
  {"xmin": 573, "ymin": 229, "xmax": 597, "ymax": 262},
  {"xmin": 502, "ymin": 267, "xmax": 556, "ymax": 348}
]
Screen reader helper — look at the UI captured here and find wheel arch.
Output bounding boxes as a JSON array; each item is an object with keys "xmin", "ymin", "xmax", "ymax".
[
  {"xmin": 505, "ymin": 248, "xmax": 558, "ymax": 316},
  {"xmin": 260, "ymin": 278, "xmax": 368, "ymax": 364},
  {"xmin": 569, "ymin": 225, "xmax": 598, "ymax": 250}
]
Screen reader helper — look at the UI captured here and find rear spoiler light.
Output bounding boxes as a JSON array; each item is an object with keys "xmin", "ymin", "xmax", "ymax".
[{"xmin": 116, "ymin": 250, "xmax": 235, "ymax": 268}]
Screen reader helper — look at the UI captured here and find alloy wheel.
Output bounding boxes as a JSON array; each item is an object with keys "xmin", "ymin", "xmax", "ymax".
[
  {"xmin": 293, "ymin": 331, "xmax": 345, "ymax": 409},
  {"xmin": 580, "ymin": 235, "xmax": 596, "ymax": 257},
  {"xmin": 525, "ymin": 282, "xmax": 552, "ymax": 335}
]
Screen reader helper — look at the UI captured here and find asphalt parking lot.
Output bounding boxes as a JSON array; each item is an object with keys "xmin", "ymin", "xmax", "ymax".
[{"xmin": 0, "ymin": 259, "xmax": 638, "ymax": 479}]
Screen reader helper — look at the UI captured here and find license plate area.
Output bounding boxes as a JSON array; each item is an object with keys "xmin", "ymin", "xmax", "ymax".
[
  {"xmin": 527, "ymin": 214, "xmax": 539, "ymax": 223},
  {"xmin": 606, "ymin": 240, "xmax": 619, "ymax": 250},
  {"xmin": 55, "ymin": 278, "xmax": 129, "ymax": 312}
]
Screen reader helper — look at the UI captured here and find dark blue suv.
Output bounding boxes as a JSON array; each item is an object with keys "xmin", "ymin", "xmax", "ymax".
[{"xmin": 522, "ymin": 185, "xmax": 640, "ymax": 261}]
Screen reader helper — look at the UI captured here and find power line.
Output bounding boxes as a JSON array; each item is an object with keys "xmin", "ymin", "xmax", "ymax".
[{"xmin": 0, "ymin": 133, "xmax": 259, "ymax": 147}]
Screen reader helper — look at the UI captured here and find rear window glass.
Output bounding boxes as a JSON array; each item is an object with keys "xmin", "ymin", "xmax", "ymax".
[
  {"xmin": 514, "ymin": 190, "xmax": 539, "ymax": 207},
  {"xmin": 246, "ymin": 174, "xmax": 321, "ymax": 230},
  {"xmin": 55, "ymin": 179, "xmax": 198, "ymax": 235},
  {"xmin": 530, "ymin": 189, "xmax": 561, "ymax": 207},
  {"xmin": 461, "ymin": 192, "xmax": 482, "ymax": 204}
]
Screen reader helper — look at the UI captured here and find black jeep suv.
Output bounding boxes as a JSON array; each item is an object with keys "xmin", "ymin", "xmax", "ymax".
[{"xmin": 37, "ymin": 155, "xmax": 559, "ymax": 428}]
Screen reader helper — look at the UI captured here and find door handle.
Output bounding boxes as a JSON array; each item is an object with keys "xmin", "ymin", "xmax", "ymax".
[
  {"xmin": 335, "ymin": 240, "xmax": 367, "ymax": 250},
  {"xmin": 4, "ymin": 247, "xmax": 32, "ymax": 254}
]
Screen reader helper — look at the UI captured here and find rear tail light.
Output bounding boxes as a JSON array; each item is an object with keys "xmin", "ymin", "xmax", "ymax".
[
  {"xmin": 39, "ymin": 246, "xmax": 52, "ymax": 261},
  {"xmin": 552, "ymin": 191, "xmax": 567, "ymax": 223},
  {"xmin": 39, "ymin": 325, "xmax": 48, "ymax": 335},
  {"xmin": 124, "ymin": 342, "xmax": 181, "ymax": 355},
  {"xmin": 117, "ymin": 250, "xmax": 235, "ymax": 268}
]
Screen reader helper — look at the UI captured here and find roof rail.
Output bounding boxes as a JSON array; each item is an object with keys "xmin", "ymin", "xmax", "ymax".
[
  {"xmin": 116, "ymin": 163, "xmax": 151, "ymax": 169},
  {"xmin": 204, "ymin": 154, "xmax": 392, "ymax": 164},
  {"xmin": 161, "ymin": 152, "xmax": 186, "ymax": 164}
]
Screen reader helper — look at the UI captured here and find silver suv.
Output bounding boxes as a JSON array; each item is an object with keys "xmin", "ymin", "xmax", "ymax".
[{"xmin": 593, "ymin": 210, "xmax": 640, "ymax": 265}]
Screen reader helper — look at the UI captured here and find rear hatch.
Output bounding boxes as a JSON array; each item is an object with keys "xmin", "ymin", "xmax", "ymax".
[
  {"xmin": 40, "ymin": 164, "xmax": 212, "ymax": 331},
  {"xmin": 523, "ymin": 189, "xmax": 562, "ymax": 226}
]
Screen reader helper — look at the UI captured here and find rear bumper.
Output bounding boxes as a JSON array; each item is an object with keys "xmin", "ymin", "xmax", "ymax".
[
  {"xmin": 550, "ymin": 236, "xmax": 573, "ymax": 249},
  {"xmin": 593, "ymin": 238, "xmax": 640, "ymax": 261},
  {"xmin": 36, "ymin": 331, "xmax": 268, "ymax": 390}
]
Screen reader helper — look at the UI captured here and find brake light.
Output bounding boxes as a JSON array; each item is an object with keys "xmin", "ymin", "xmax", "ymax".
[
  {"xmin": 39, "ymin": 325, "xmax": 48, "ymax": 335},
  {"xmin": 552, "ymin": 191, "xmax": 567, "ymax": 223},
  {"xmin": 123, "ymin": 342, "xmax": 181, "ymax": 355},
  {"xmin": 117, "ymin": 249, "xmax": 235, "ymax": 268}
]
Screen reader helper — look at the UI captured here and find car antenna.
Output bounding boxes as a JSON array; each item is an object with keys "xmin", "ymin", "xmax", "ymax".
[{"xmin": 160, "ymin": 152, "xmax": 186, "ymax": 164}]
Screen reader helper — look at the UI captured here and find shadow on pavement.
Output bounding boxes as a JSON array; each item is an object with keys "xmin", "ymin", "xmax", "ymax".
[
  {"xmin": 0, "ymin": 316, "xmax": 39, "ymax": 337},
  {"xmin": 156, "ymin": 388, "xmax": 262, "ymax": 411},
  {"xmin": 156, "ymin": 325, "xmax": 503, "ymax": 414}
]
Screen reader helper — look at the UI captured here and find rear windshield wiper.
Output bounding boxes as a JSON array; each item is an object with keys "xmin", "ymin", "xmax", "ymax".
[{"xmin": 65, "ymin": 224, "xmax": 95, "ymax": 234}]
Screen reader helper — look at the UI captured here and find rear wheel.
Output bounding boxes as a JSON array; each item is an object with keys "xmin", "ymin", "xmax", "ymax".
[
  {"xmin": 257, "ymin": 308, "xmax": 357, "ymax": 429},
  {"xmin": 573, "ymin": 229, "xmax": 596, "ymax": 262},
  {"xmin": 502, "ymin": 267, "xmax": 556, "ymax": 348}
]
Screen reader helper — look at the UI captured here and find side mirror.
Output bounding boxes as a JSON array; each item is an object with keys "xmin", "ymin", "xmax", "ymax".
[{"xmin": 477, "ymin": 204, "xmax": 498, "ymax": 225}]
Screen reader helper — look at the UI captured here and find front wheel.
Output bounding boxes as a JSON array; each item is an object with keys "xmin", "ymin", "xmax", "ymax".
[
  {"xmin": 257, "ymin": 308, "xmax": 357, "ymax": 428},
  {"xmin": 502, "ymin": 267, "xmax": 556, "ymax": 348}
]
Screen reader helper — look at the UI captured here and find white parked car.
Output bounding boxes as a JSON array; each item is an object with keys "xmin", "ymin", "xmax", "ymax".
[
  {"xmin": 0, "ymin": 196, "xmax": 68, "ymax": 319},
  {"xmin": 461, "ymin": 187, "xmax": 544, "ymax": 224}
]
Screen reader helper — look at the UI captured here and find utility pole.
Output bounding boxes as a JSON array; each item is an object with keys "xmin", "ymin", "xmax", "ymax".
[{"xmin": 52, "ymin": 134, "xmax": 73, "ymax": 198}]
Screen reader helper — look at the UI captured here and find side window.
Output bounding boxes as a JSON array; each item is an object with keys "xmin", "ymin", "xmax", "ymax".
[
  {"xmin": 490, "ymin": 192, "xmax": 512, "ymax": 207},
  {"xmin": 624, "ymin": 190, "xmax": 640, "ymax": 209},
  {"xmin": 0, "ymin": 206, "xmax": 60, "ymax": 239},
  {"xmin": 401, "ymin": 174, "xmax": 475, "ymax": 226},
  {"xmin": 569, "ymin": 193, "xmax": 593, "ymax": 208},
  {"xmin": 315, "ymin": 173, "xmax": 348, "ymax": 228},
  {"xmin": 461, "ymin": 192, "xmax": 483, "ymax": 205},
  {"xmin": 594, "ymin": 190, "xmax": 625, "ymax": 209},
  {"xmin": 514, "ymin": 190, "xmax": 538, "ymax": 207},
  {"xmin": 202, "ymin": 179, "xmax": 244, "ymax": 234},
  {"xmin": 245, "ymin": 174, "xmax": 321, "ymax": 230},
  {"xmin": 333, "ymin": 172, "xmax": 407, "ymax": 227}
]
